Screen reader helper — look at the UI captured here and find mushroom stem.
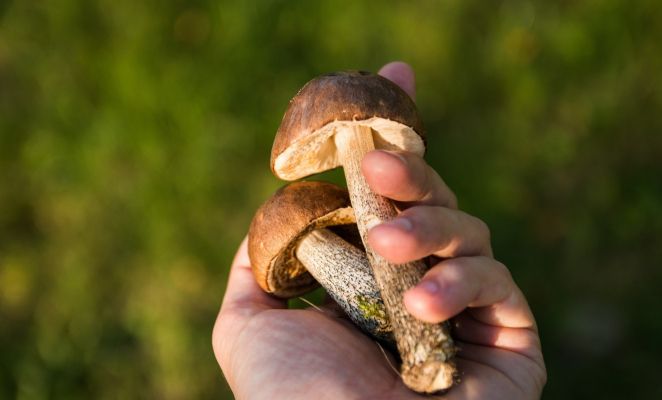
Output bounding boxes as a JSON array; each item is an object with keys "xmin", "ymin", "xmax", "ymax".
[
  {"xmin": 335, "ymin": 125, "xmax": 457, "ymax": 393},
  {"xmin": 296, "ymin": 228, "xmax": 392, "ymax": 341}
]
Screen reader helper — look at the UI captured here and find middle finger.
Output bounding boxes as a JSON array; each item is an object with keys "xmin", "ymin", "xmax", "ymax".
[{"xmin": 367, "ymin": 205, "xmax": 493, "ymax": 264}]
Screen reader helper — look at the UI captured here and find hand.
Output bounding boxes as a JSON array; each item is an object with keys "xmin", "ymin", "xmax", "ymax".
[{"xmin": 212, "ymin": 62, "xmax": 546, "ymax": 399}]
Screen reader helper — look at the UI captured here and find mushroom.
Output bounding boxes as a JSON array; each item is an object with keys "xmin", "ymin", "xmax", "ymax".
[
  {"xmin": 271, "ymin": 71, "xmax": 456, "ymax": 393},
  {"xmin": 248, "ymin": 181, "xmax": 391, "ymax": 341}
]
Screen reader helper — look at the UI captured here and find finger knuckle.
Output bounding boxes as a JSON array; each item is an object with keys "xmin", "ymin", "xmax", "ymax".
[
  {"xmin": 472, "ymin": 216, "xmax": 491, "ymax": 243},
  {"xmin": 411, "ymin": 171, "xmax": 431, "ymax": 200},
  {"xmin": 537, "ymin": 363, "xmax": 548, "ymax": 390},
  {"xmin": 447, "ymin": 191, "xmax": 459, "ymax": 209},
  {"xmin": 435, "ymin": 258, "xmax": 467, "ymax": 280},
  {"xmin": 493, "ymin": 260, "xmax": 513, "ymax": 281}
]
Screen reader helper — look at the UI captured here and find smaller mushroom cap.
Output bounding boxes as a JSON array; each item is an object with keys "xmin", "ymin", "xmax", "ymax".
[
  {"xmin": 271, "ymin": 70, "xmax": 426, "ymax": 181},
  {"xmin": 248, "ymin": 181, "xmax": 356, "ymax": 298}
]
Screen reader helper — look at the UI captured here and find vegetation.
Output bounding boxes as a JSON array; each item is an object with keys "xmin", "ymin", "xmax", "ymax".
[{"xmin": 1, "ymin": 0, "xmax": 661, "ymax": 398}]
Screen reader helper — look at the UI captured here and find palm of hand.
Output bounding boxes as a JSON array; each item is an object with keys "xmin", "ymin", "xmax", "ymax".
[
  {"xmin": 217, "ymin": 298, "xmax": 543, "ymax": 400},
  {"xmin": 214, "ymin": 63, "xmax": 545, "ymax": 400}
]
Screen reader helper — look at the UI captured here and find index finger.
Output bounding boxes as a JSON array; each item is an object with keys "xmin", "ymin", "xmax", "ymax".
[
  {"xmin": 362, "ymin": 150, "xmax": 458, "ymax": 208},
  {"xmin": 375, "ymin": 62, "xmax": 458, "ymax": 209}
]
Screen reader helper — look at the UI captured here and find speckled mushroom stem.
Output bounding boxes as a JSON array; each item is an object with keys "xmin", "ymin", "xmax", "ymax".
[
  {"xmin": 335, "ymin": 125, "xmax": 457, "ymax": 393},
  {"xmin": 296, "ymin": 228, "xmax": 392, "ymax": 341}
]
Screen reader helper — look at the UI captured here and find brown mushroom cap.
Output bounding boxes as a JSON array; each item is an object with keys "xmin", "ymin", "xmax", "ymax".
[
  {"xmin": 248, "ymin": 181, "xmax": 356, "ymax": 298},
  {"xmin": 271, "ymin": 70, "xmax": 426, "ymax": 181}
]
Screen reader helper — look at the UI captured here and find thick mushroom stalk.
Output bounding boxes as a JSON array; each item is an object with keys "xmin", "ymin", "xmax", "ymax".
[
  {"xmin": 336, "ymin": 125, "xmax": 456, "ymax": 392},
  {"xmin": 271, "ymin": 71, "xmax": 457, "ymax": 393},
  {"xmin": 248, "ymin": 181, "xmax": 391, "ymax": 342},
  {"xmin": 296, "ymin": 228, "xmax": 391, "ymax": 340}
]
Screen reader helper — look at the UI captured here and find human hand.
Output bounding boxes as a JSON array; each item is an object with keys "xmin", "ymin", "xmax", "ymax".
[{"xmin": 212, "ymin": 62, "xmax": 546, "ymax": 399}]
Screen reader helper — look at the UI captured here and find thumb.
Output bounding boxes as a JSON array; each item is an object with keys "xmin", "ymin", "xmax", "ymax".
[{"xmin": 378, "ymin": 61, "xmax": 416, "ymax": 101}]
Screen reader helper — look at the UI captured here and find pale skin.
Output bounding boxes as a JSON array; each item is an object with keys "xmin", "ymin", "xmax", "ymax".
[{"xmin": 212, "ymin": 62, "xmax": 546, "ymax": 399}]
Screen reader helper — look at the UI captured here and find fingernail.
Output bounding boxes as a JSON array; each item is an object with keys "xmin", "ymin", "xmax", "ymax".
[
  {"xmin": 379, "ymin": 217, "xmax": 413, "ymax": 232},
  {"xmin": 377, "ymin": 150, "xmax": 407, "ymax": 165},
  {"xmin": 364, "ymin": 215, "xmax": 383, "ymax": 231},
  {"xmin": 388, "ymin": 151, "xmax": 408, "ymax": 165},
  {"xmin": 416, "ymin": 280, "xmax": 439, "ymax": 295}
]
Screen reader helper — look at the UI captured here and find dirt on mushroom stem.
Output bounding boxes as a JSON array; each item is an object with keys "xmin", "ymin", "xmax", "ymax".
[{"xmin": 295, "ymin": 227, "xmax": 394, "ymax": 342}]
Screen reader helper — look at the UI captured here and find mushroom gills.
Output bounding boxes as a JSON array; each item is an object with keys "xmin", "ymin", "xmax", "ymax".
[{"xmin": 273, "ymin": 117, "xmax": 424, "ymax": 181}]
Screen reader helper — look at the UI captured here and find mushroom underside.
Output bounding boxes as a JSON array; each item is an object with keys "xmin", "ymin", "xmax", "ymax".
[
  {"xmin": 266, "ymin": 206, "xmax": 357, "ymax": 297},
  {"xmin": 273, "ymin": 117, "xmax": 424, "ymax": 181}
]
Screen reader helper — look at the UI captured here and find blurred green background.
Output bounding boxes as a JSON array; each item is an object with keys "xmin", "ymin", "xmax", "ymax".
[{"xmin": 1, "ymin": 0, "xmax": 661, "ymax": 398}]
